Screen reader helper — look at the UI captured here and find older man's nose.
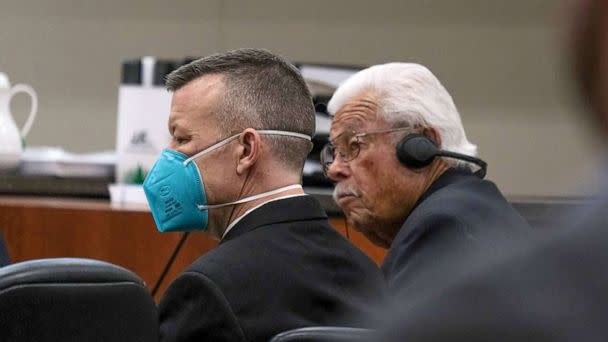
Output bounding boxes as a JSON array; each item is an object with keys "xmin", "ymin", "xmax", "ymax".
[{"xmin": 326, "ymin": 159, "xmax": 350, "ymax": 181}]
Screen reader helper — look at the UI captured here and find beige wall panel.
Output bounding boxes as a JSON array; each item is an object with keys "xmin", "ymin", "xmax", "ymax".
[{"xmin": 2, "ymin": 0, "xmax": 600, "ymax": 196}]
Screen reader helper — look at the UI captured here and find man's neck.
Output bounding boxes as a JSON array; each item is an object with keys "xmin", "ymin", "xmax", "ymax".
[
  {"xmin": 228, "ymin": 185, "xmax": 305, "ymax": 223},
  {"xmin": 209, "ymin": 184, "xmax": 305, "ymax": 239},
  {"xmin": 221, "ymin": 190, "xmax": 307, "ymax": 240},
  {"xmin": 421, "ymin": 159, "xmax": 451, "ymax": 197}
]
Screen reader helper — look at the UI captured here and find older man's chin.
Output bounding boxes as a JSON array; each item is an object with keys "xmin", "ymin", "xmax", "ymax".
[
  {"xmin": 343, "ymin": 208, "xmax": 393, "ymax": 249},
  {"xmin": 350, "ymin": 219, "xmax": 392, "ymax": 249},
  {"xmin": 361, "ymin": 229, "xmax": 392, "ymax": 249}
]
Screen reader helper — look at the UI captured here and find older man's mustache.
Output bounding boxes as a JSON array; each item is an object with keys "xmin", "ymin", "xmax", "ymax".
[{"xmin": 332, "ymin": 184, "xmax": 361, "ymax": 203}]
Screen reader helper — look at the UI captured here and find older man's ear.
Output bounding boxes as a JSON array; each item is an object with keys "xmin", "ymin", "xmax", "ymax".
[{"xmin": 422, "ymin": 127, "xmax": 442, "ymax": 148}]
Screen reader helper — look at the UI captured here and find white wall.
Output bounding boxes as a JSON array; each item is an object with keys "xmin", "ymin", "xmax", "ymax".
[{"xmin": 1, "ymin": 0, "xmax": 601, "ymax": 197}]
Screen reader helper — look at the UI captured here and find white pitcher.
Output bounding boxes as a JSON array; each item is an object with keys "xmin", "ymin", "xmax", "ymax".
[{"xmin": 0, "ymin": 72, "xmax": 38, "ymax": 171}]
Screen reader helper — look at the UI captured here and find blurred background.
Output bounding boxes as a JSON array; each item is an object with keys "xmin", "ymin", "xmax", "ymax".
[{"xmin": 0, "ymin": 0, "xmax": 602, "ymax": 197}]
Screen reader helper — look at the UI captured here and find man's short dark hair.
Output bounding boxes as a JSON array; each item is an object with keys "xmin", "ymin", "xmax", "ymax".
[{"xmin": 166, "ymin": 48, "xmax": 315, "ymax": 173}]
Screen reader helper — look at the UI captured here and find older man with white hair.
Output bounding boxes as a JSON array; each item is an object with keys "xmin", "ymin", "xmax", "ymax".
[{"xmin": 323, "ymin": 62, "xmax": 531, "ymax": 293}]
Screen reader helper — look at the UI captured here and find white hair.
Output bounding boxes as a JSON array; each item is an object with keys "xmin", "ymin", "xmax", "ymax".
[{"xmin": 328, "ymin": 63, "xmax": 478, "ymax": 166}]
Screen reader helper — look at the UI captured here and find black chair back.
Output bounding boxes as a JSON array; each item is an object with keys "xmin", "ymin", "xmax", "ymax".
[
  {"xmin": 270, "ymin": 326, "xmax": 374, "ymax": 342},
  {"xmin": 0, "ymin": 258, "xmax": 158, "ymax": 341}
]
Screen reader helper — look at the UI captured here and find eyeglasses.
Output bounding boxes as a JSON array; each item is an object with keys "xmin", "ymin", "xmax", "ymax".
[{"xmin": 320, "ymin": 126, "xmax": 417, "ymax": 176}]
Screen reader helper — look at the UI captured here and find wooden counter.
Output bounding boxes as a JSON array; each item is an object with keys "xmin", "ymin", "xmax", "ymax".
[{"xmin": 0, "ymin": 196, "xmax": 386, "ymax": 302}]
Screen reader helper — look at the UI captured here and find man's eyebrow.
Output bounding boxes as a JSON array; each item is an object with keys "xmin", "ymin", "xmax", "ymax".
[{"xmin": 329, "ymin": 131, "xmax": 346, "ymax": 144}]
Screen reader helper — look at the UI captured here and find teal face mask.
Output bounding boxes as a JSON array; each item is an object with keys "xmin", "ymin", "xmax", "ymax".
[
  {"xmin": 143, "ymin": 148, "xmax": 207, "ymax": 232},
  {"xmin": 143, "ymin": 130, "xmax": 311, "ymax": 232}
]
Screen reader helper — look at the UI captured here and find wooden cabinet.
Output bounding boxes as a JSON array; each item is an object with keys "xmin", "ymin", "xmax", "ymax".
[{"xmin": 0, "ymin": 196, "xmax": 385, "ymax": 302}]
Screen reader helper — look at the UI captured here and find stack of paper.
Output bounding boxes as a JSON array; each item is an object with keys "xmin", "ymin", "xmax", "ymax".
[{"xmin": 20, "ymin": 147, "xmax": 115, "ymax": 178}]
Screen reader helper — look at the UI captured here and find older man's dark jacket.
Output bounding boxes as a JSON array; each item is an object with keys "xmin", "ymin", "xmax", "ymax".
[
  {"xmin": 373, "ymin": 187, "xmax": 608, "ymax": 341},
  {"xmin": 382, "ymin": 168, "xmax": 531, "ymax": 294},
  {"xmin": 158, "ymin": 195, "xmax": 385, "ymax": 342}
]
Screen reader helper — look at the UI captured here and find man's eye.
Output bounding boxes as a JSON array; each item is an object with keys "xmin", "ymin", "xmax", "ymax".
[
  {"xmin": 175, "ymin": 137, "xmax": 189, "ymax": 145},
  {"xmin": 348, "ymin": 139, "xmax": 361, "ymax": 152}
]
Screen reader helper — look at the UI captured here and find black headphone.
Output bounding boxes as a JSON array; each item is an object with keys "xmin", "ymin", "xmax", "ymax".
[{"xmin": 396, "ymin": 134, "xmax": 487, "ymax": 178}]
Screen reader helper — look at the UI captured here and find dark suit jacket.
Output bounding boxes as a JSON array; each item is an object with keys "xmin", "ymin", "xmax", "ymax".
[
  {"xmin": 382, "ymin": 168, "xmax": 531, "ymax": 294},
  {"xmin": 374, "ymin": 194, "xmax": 608, "ymax": 341},
  {"xmin": 158, "ymin": 195, "xmax": 385, "ymax": 342}
]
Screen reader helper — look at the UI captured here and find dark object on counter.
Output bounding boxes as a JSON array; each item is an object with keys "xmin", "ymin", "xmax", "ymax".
[
  {"xmin": 153, "ymin": 60, "xmax": 178, "ymax": 86},
  {"xmin": 121, "ymin": 60, "xmax": 142, "ymax": 85},
  {"xmin": 121, "ymin": 58, "xmax": 179, "ymax": 86},
  {"xmin": 313, "ymin": 95, "xmax": 332, "ymax": 115},
  {"xmin": 0, "ymin": 174, "xmax": 112, "ymax": 199}
]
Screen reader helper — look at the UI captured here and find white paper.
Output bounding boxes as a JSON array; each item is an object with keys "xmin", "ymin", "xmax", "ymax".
[{"xmin": 20, "ymin": 146, "xmax": 115, "ymax": 177}]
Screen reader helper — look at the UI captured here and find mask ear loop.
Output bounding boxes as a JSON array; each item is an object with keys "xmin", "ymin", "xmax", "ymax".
[
  {"xmin": 197, "ymin": 184, "xmax": 302, "ymax": 210},
  {"xmin": 183, "ymin": 135, "xmax": 240, "ymax": 166},
  {"xmin": 185, "ymin": 129, "xmax": 311, "ymax": 211},
  {"xmin": 256, "ymin": 130, "xmax": 311, "ymax": 141},
  {"xmin": 183, "ymin": 130, "xmax": 312, "ymax": 167}
]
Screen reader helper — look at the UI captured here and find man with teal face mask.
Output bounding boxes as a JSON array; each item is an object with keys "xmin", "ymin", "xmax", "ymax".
[{"xmin": 148, "ymin": 48, "xmax": 385, "ymax": 342}]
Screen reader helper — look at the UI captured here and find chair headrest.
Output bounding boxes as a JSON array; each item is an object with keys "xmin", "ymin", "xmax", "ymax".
[{"xmin": 0, "ymin": 258, "xmax": 145, "ymax": 290}]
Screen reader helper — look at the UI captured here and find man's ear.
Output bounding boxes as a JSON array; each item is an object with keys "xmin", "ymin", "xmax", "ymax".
[
  {"xmin": 423, "ymin": 127, "xmax": 442, "ymax": 149},
  {"xmin": 236, "ymin": 128, "xmax": 261, "ymax": 175}
]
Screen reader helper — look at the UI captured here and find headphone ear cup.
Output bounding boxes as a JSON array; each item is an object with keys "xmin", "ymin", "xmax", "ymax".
[{"xmin": 396, "ymin": 134, "xmax": 439, "ymax": 168}]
